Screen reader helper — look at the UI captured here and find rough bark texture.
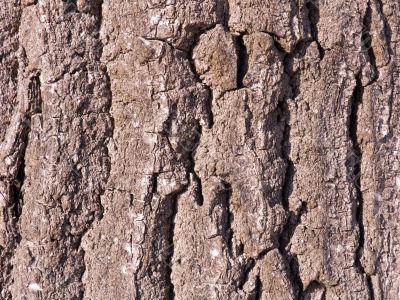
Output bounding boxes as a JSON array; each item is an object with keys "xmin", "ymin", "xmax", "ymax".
[{"xmin": 0, "ymin": 0, "xmax": 399, "ymax": 299}]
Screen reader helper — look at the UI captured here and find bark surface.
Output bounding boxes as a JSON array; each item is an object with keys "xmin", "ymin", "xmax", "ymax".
[{"xmin": 0, "ymin": 0, "xmax": 399, "ymax": 299}]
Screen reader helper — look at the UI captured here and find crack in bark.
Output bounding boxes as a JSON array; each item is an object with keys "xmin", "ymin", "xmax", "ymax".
[
  {"xmin": 306, "ymin": 0, "xmax": 325, "ymax": 59},
  {"xmin": 236, "ymin": 258, "xmax": 255, "ymax": 291},
  {"xmin": 268, "ymin": 33, "xmax": 325, "ymax": 298},
  {"xmin": 235, "ymin": 34, "xmax": 248, "ymax": 88},
  {"xmin": 363, "ymin": 1, "xmax": 379, "ymax": 84},
  {"xmin": 187, "ymin": 29, "xmax": 215, "ymax": 128},
  {"xmin": 0, "ymin": 72, "xmax": 41, "ymax": 299},
  {"xmin": 269, "ymin": 34, "xmax": 312, "ymax": 298},
  {"xmin": 165, "ymin": 193, "xmax": 179, "ymax": 300},
  {"xmin": 131, "ymin": 28, "xmax": 220, "ymax": 298},
  {"xmin": 185, "ymin": 123, "xmax": 204, "ymax": 206},
  {"xmin": 254, "ymin": 275, "xmax": 262, "ymax": 300},
  {"xmin": 220, "ymin": 180, "xmax": 234, "ymax": 257},
  {"xmin": 303, "ymin": 280, "xmax": 327, "ymax": 300},
  {"xmin": 349, "ymin": 72, "xmax": 375, "ymax": 299},
  {"xmin": 374, "ymin": 0, "xmax": 393, "ymax": 58}
]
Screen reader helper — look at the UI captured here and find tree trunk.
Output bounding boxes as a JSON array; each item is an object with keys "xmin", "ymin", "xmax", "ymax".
[{"xmin": 0, "ymin": 0, "xmax": 399, "ymax": 299}]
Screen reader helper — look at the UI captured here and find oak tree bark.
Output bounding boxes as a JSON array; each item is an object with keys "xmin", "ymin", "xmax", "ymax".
[{"xmin": 0, "ymin": 0, "xmax": 399, "ymax": 299}]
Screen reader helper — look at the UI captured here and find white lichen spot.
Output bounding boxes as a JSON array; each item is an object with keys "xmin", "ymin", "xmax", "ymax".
[
  {"xmin": 26, "ymin": 241, "xmax": 35, "ymax": 249},
  {"xmin": 210, "ymin": 248, "xmax": 219, "ymax": 258},
  {"xmin": 396, "ymin": 176, "xmax": 400, "ymax": 191},
  {"xmin": 4, "ymin": 156, "xmax": 12, "ymax": 166},
  {"xmin": 150, "ymin": 15, "xmax": 161, "ymax": 25},
  {"xmin": 143, "ymin": 132, "xmax": 157, "ymax": 146},
  {"xmin": 121, "ymin": 263, "xmax": 135, "ymax": 275},
  {"xmin": 123, "ymin": 243, "xmax": 132, "ymax": 254},
  {"xmin": 28, "ymin": 283, "xmax": 42, "ymax": 292}
]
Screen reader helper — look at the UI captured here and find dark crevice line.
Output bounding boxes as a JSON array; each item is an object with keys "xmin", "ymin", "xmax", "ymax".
[
  {"xmin": 349, "ymin": 73, "xmax": 374, "ymax": 299},
  {"xmin": 254, "ymin": 275, "xmax": 262, "ymax": 300},
  {"xmin": 161, "ymin": 132, "xmax": 207, "ymax": 297},
  {"xmin": 15, "ymin": 73, "xmax": 41, "ymax": 234},
  {"xmin": 9, "ymin": 74, "xmax": 41, "ymax": 231},
  {"xmin": 374, "ymin": 0, "xmax": 393, "ymax": 57},
  {"xmin": 61, "ymin": 0, "xmax": 79, "ymax": 14},
  {"xmin": 302, "ymin": 280, "xmax": 327, "ymax": 300},
  {"xmin": 235, "ymin": 34, "xmax": 248, "ymax": 88},
  {"xmin": 221, "ymin": 180, "xmax": 233, "ymax": 257},
  {"xmin": 191, "ymin": 172, "xmax": 204, "ymax": 206},
  {"xmin": 277, "ymin": 99, "xmax": 293, "ymax": 212},
  {"xmin": 236, "ymin": 258, "xmax": 255, "ymax": 291},
  {"xmin": 134, "ymin": 274, "xmax": 141, "ymax": 300},
  {"xmin": 165, "ymin": 193, "xmax": 179, "ymax": 300},
  {"xmin": 270, "ymin": 33, "xmax": 309, "ymax": 298},
  {"xmin": 185, "ymin": 123, "xmax": 204, "ymax": 206},
  {"xmin": 305, "ymin": 0, "xmax": 325, "ymax": 59},
  {"xmin": 363, "ymin": 1, "xmax": 378, "ymax": 83},
  {"xmin": 243, "ymin": 90, "xmax": 254, "ymax": 139},
  {"xmin": 134, "ymin": 28, "xmax": 219, "ymax": 296},
  {"xmin": 3, "ymin": 72, "xmax": 40, "ymax": 299},
  {"xmin": 151, "ymin": 172, "xmax": 159, "ymax": 195},
  {"xmin": 187, "ymin": 30, "xmax": 215, "ymax": 128},
  {"xmin": 366, "ymin": 275, "xmax": 375, "ymax": 300},
  {"xmin": 154, "ymin": 28, "xmax": 223, "ymax": 294},
  {"xmin": 219, "ymin": 0, "xmax": 230, "ymax": 30}
]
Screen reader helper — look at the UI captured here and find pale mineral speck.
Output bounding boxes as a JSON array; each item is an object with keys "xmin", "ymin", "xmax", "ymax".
[
  {"xmin": 28, "ymin": 283, "xmax": 43, "ymax": 292},
  {"xmin": 210, "ymin": 248, "xmax": 219, "ymax": 258}
]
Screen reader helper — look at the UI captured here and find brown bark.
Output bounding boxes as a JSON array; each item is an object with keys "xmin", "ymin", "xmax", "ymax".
[{"xmin": 0, "ymin": 0, "xmax": 399, "ymax": 299}]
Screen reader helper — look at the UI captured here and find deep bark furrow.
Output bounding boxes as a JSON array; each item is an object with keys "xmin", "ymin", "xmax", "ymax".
[
  {"xmin": 363, "ymin": 1, "xmax": 379, "ymax": 83},
  {"xmin": 349, "ymin": 72, "xmax": 374, "ymax": 300},
  {"xmin": 235, "ymin": 34, "xmax": 248, "ymax": 88}
]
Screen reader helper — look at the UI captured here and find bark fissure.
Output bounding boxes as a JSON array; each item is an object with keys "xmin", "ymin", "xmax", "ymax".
[
  {"xmin": 271, "ymin": 35, "xmax": 306, "ymax": 297},
  {"xmin": 236, "ymin": 258, "xmax": 255, "ymax": 291},
  {"xmin": 188, "ymin": 32, "xmax": 215, "ymax": 127},
  {"xmin": 235, "ymin": 34, "xmax": 248, "ymax": 88},
  {"xmin": 303, "ymin": 280, "xmax": 327, "ymax": 300},
  {"xmin": 363, "ymin": 1, "xmax": 378, "ymax": 83},
  {"xmin": 349, "ymin": 73, "xmax": 374, "ymax": 299},
  {"xmin": 165, "ymin": 193, "xmax": 179, "ymax": 300},
  {"xmin": 374, "ymin": 0, "xmax": 393, "ymax": 57},
  {"xmin": 306, "ymin": 0, "xmax": 325, "ymax": 59},
  {"xmin": 1, "ymin": 71, "xmax": 41, "ymax": 298},
  {"xmin": 221, "ymin": 180, "xmax": 234, "ymax": 257},
  {"xmin": 186, "ymin": 124, "xmax": 204, "ymax": 206},
  {"xmin": 254, "ymin": 275, "xmax": 262, "ymax": 300}
]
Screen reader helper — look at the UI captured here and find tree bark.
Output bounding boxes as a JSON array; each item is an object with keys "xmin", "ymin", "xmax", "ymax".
[{"xmin": 0, "ymin": 0, "xmax": 399, "ymax": 299}]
